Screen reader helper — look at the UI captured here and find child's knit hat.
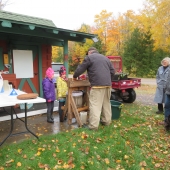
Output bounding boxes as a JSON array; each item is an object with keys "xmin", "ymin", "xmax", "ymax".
[
  {"xmin": 46, "ymin": 67, "xmax": 54, "ymax": 79},
  {"xmin": 59, "ymin": 66, "xmax": 66, "ymax": 76}
]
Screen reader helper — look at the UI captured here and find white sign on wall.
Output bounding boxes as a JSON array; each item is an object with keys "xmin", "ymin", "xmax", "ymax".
[{"xmin": 13, "ymin": 50, "xmax": 33, "ymax": 78}]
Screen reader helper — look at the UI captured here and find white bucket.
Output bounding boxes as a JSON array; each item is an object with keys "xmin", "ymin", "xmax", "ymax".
[
  {"xmin": 72, "ymin": 91, "xmax": 83, "ymax": 108},
  {"xmin": 80, "ymin": 111, "xmax": 87, "ymax": 124}
]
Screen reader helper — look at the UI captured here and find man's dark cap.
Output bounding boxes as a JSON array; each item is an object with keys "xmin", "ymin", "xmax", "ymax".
[{"xmin": 87, "ymin": 47, "xmax": 97, "ymax": 52}]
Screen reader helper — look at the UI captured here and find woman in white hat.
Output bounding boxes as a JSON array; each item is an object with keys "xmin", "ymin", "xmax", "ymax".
[{"xmin": 154, "ymin": 57, "xmax": 170, "ymax": 114}]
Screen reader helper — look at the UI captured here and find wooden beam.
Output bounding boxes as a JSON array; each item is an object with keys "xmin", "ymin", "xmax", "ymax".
[
  {"xmin": 70, "ymin": 95, "xmax": 83, "ymax": 127},
  {"xmin": 0, "ymin": 26, "xmax": 87, "ymax": 42},
  {"xmin": 68, "ymin": 80, "xmax": 91, "ymax": 88},
  {"xmin": 61, "ymin": 106, "xmax": 88, "ymax": 112}
]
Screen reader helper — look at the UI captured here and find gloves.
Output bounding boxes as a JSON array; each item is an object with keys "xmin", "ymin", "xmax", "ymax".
[
  {"xmin": 47, "ymin": 99, "xmax": 51, "ymax": 102},
  {"xmin": 73, "ymin": 78, "xmax": 77, "ymax": 81}
]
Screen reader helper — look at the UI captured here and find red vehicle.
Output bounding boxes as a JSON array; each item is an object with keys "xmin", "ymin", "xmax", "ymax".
[{"xmin": 107, "ymin": 56, "xmax": 141, "ymax": 103}]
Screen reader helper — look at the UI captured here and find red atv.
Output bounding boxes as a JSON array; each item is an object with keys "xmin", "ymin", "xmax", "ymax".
[{"xmin": 107, "ymin": 56, "xmax": 141, "ymax": 103}]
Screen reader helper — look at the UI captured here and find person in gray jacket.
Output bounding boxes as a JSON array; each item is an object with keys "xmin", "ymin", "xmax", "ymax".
[
  {"xmin": 73, "ymin": 47, "xmax": 115, "ymax": 130},
  {"xmin": 162, "ymin": 66, "xmax": 170, "ymax": 130},
  {"xmin": 154, "ymin": 57, "xmax": 170, "ymax": 114}
]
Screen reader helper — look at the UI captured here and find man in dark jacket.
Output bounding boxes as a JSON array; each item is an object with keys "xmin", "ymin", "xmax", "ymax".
[
  {"xmin": 73, "ymin": 47, "xmax": 115, "ymax": 130},
  {"xmin": 163, "ymin": 68, "xmax": 170, "ymax": 130}
]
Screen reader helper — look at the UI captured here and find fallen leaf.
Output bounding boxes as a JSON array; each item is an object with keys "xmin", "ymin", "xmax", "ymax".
[
  {"xmin": 96, "ymin": 138, "xmax": 102, "ymax": 143},
  {"xmin": 72, "ymin": 143, "xmax": 76, "ymax": 147},
  {"xmin": 53, "ymin": 153, "xmax": 57, "ymax": 157},
  {"xmin": 68, "ymin": 152, "xmax": 73, "ymax": 156},
  {"xmin": 81, "ymin": 133, "xmax": 88, "ymax": 139},
  {"xmin": 36, "ymin": 151, "xmax": 41, "ymax": 156},
  {"xmin": 96, "ymin": 155, "xmax": 101, "ymax": 160},
  {"xmin": 104, "ymin": 158, "xmax": 110, "ymax": 164},
  {"xmin": 23, "ymin": 154, "xmax": 27, "ymax": 159},
  {"xmin": 6, "ymin": 159, "xmax": 14, "ymax": 164},
  {"xmin": 38, "ymin": 163, "xmax": 45, "ymax": 169},
  {"xmin": 124, "ymin": 155, "xmax": 129, "ymax": 159},
  {"xmin": 18, "ymin": 149, "xmax": 22, "ymax": 154},
  {"xmin": 155, "ymin": 163, "xmax": 161, "ymax": 168},
  {"xmin": 58, "ymin": 160, "xmax": 63, "ymax": 164},
  {"xmin": 140, "ymin": 161, "xmax": 147, "ymax": 167},
  {"xmin": 85, "ymin": 147, "xmax": 90, "ymax": 154},
  {"xmin": 56, "ymin": 149, "xmax": 60, "ymax": 153},
  {"xmin": 163, "ymin": 151, "xmax": 168, "ymax": 154},
  {"xmin": 116, "ymin": 160, "xmax": 121, "ymax": 163},
  {"xmin": 17, "ymin": 162, "xmax": 22, "ymax": 167},
  {"xmin": 63, "ymin": 163, "xmax": 69, "ymax": 169},
  {"xmin": 80, "ymin": 165, "xmax": 85, "ymax": 169},
  {"xmin": 126, "ymin": 141, "xmax": 130, "ymax": 145},
  {"xmin": 69, "ymin": 163, "xmax": 75, "ymax": 168}
]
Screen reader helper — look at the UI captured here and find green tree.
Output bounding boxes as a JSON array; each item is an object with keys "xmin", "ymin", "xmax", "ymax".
[{"xmin": 122, "ymin": 28, "xmax": 155, "ymax": 77}]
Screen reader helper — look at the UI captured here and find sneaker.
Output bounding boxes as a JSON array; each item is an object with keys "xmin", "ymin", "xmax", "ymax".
[
  {"xmin": 156, "ymin": 110, "xmax": 164, "ymax": 114},
  {"xmin": 82, "ymin": 124, "xmax": 98, "ymax": 131},
  {"xmin": 100, "ymin": 121, "xmax": 110, "ymax": 126}
]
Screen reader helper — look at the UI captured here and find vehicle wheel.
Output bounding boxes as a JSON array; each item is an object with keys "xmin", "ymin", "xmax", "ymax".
[
  {"xmin": 122, "ymin": 89, "xmax": 136, "ymax": 103},
  {"xmin": 110, "ymin": 92, "xmax": 119, "ymax": 101}
]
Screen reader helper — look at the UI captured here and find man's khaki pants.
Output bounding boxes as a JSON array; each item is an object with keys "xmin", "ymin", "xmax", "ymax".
[{"xmin": 88, "ymin": 87, "xmax": 112, "ymax": 130}]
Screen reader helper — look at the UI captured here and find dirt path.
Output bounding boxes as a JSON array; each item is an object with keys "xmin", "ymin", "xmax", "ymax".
[
  {"xmin": 140, "ymin": 78, "xmax": 156, "ymax": 85},
  {"xmin": 135, "ymin": 79, "xmax": 156, "ymax": 106}
]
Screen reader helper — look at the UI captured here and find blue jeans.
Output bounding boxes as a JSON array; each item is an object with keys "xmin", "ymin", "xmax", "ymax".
[{"xmin": 164, "ymin": 94, "xmax": 170, "ymax": 119}]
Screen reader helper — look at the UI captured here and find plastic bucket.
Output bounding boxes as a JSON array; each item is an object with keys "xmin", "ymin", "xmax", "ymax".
[
  {"xmin": 110, "ymin": 100, "xmax": 122, "ymax": 119},
  {"xmin": 72, "ymin": 91, "xmax": 83, "ymax": 108}
]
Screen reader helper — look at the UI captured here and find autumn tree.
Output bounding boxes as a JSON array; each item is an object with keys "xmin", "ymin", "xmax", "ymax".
[
  {"xmin": 68, "ymin": 24, "xmax": 94, "ymax": 73},
  {"xmin": 142, "ymin": 0, "xmax": 170, "ymax": 51},
  {"xmin": 52, "ymin": 46, "xmax": 63, "ymax": 63},
  {"xmin": 93, "ymin": 10, "xmax": 113, "ymax": 54}
]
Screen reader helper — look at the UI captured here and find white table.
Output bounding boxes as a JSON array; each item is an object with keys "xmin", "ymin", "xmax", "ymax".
[{"xmin": 0, "ymin": 89, "xmax": 46, "ymax": 146}]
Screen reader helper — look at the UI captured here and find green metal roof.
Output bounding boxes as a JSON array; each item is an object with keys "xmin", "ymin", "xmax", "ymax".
[
  {"xmin": 0, "ymin": 10, "xmax": 56, "ymax": 28},
  {"xmin": 0, "ymin": 10, "xmax": 97, "ymax": 45}
]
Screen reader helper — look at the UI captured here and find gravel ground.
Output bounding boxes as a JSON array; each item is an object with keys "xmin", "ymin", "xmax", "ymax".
[
  {"xmin": 134, "ymin": 93, "xmax": 156, "ymax": 106},
  {"xmin": 134, "ymin": 78, "xmax": 156, "ymax": 106}
]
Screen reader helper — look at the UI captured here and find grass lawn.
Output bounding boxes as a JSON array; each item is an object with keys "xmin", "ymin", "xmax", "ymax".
[{"xmin": 1, "ymin": 85, "xmax": 169, "ymax": 170}]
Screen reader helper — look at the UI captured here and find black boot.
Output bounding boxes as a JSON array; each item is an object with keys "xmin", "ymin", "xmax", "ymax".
[
  {"xmin": 47, "ymin": 113, "xmax": 54, "ymax": 123},
  {"xmin": 156, "ymin": 103, "xmax": 164, "ymax": 114},
  {"xmin": 51, "ymin": 112, "xmax": 54, "ymax": 120},
  {"xmin": 59, "ymin": 101, "xmax": 65, "ymax": 122}
]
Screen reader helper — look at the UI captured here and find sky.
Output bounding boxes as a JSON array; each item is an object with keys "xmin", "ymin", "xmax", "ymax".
[{"xmin": 4, "ymin": 0, "xmax": 146, "ymax": 30}]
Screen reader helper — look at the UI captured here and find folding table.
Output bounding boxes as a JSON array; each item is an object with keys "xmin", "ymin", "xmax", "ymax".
[{"xmin": 0, "ymin": 89, "xmax": 46, "ymax": 146}]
